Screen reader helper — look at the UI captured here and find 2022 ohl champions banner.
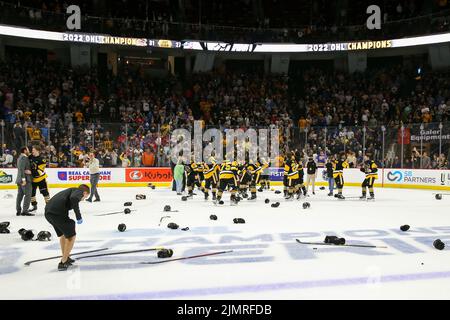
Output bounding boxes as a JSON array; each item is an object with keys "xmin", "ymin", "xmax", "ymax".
[{"xmin": 1, "ymin": 168, "xmax": 450, "ymax": 190}]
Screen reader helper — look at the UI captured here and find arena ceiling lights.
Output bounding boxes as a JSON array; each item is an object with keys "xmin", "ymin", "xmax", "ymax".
[{"xmin": 0, "ymin": 24, "xmax": 449, "ymax": 53}]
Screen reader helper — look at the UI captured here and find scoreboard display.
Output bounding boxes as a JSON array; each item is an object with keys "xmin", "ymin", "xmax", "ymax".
[{"xmin": 148, "ymin": 39, "xmax": 182, "ymax": 49}]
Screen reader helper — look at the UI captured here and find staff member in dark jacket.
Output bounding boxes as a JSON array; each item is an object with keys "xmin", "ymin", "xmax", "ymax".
[
  {"xmin": 45, "ymin": 184, "xmax": 90, "ymax": 271},
  {"xmin": 306, "ymin": 157, "xmax": 318, "ymax": 195},
  {"xmin": 16, "ymin": 146, "xmax": 33, "ymax": 216},
  {"xmin": 325, "ymin": 157, "xmax": 334, "ymax": 196}
]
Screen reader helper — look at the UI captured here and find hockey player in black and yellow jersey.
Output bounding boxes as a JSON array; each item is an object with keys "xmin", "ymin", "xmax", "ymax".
[
  {"xmin": 284, "ymin": 152, "xmax": 300, "ymax": 200},
  {"xmin": 186, "ymin": 157, "xmax": 206, "ymax": 199},
  {"xmin": 360, "ymin": 155, "xmax": 378, "ymax": 200},
  {"xmin": 246, "ymin": 159, "xmax": 267, "ymax": 201},
  {"xmin": 333, "ymin": 152, "xmax": 349, "ymax": 199},
  {"xmin": 29, "ymin": 145, "xmax": 50, "ymax": 212},
  {"xmin": 216, "ymin": 159, "xmax": 239, "ymax": 205},
  {"xmin": 238, "ymin": 161, "xmax": 252, "ymax": 199},
  {"xmin": 259, "ymin": 158, "xmax": 271, "ymax": 191},
  {"xmin": 283, "ymin": 152, "xmax": 291, "ymax": 197},
  {"xmin": 203, "ymin": 157, "xmax": 220, "ymax": 201},
  {"xmin": 294, "ymin": 152, "xmax": 307, "ymax": 199}
]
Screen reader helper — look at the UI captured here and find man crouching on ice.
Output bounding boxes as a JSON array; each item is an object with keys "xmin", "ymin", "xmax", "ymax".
[{"xmin": 44, "ymin": 184, "xmax": 90, "ymax": 271}]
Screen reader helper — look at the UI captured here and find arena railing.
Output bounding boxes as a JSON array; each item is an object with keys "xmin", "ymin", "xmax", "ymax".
[{"xmin": 291, "ymin": 122, "xmax": 449, "ymax": 170}]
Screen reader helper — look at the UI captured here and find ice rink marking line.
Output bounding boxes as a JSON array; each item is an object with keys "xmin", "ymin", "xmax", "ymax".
[{"xmin": 52, "ymin": 269, "xmax": 450, "ymax": 300}]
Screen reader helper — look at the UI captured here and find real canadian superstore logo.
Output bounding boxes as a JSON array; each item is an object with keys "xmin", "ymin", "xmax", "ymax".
[{"xmin": 57, "ymin": 171, "xmax": 112, "ymax": 181}]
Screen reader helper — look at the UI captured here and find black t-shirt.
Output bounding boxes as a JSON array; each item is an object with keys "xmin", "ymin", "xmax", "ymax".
[
  {"xmin": 307, "ymin": 161, "xmax": 317, "ymax": 175},
  {"xmin": 45, "ymin": 188, "xmax": 84, "ymax": 220},
  {"xmin": 13, "ymin": 127, "xmax": 24, "ymax": 140},
  {"xmin": 103, "ymin": 154, "xmax": 112, "ymax": 167},
  {"xmin": 325, "ymin": 162, "xmax": 333, "ymax": 178}
]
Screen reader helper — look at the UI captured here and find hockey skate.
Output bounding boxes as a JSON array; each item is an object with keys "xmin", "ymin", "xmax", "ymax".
[{"xmin": 285, "ymin": 194, "xmax": 294, "ymax": 201}]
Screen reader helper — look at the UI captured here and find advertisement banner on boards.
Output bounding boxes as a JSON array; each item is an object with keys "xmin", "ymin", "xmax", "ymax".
[{"xmin": 125, "ymin": 168, "xmax": 173, "ymax": 183}]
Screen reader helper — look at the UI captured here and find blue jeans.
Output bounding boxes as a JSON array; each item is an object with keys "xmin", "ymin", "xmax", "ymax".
[
  {"xmin": 328, "ymin": 177, "xmax": 334, "ymax": 193},
  {"xmin": 175, "ymin": 179, "xmax": 183, "ymax": 194}
]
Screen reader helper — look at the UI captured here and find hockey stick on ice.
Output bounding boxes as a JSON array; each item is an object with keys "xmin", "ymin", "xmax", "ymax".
[
  {"xmin": 95, "ymin": 209, "xmax": 137, "ymax": 216},
  {"xmin": 24, "ymin": 248, "xmax": 109, "ymax": 266},
  {"xmin": 75, "ymin": 247, "xmax": 165, "ymax": 261},
  {"xmin": 296, "ymin": 239, "xmax": 387, "ymax": 249},
  {"xmin": 158, "ymin": 216, "xmax": 171, "ymax": 226},
  {"xmin": 140, "ymin": 250, "xmax": 233, "ymax": 265}
]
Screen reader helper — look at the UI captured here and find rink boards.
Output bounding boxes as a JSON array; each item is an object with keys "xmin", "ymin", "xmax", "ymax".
[{"xmin": 1, "ymin": 167, "xmax": 450, "ymax": 191}]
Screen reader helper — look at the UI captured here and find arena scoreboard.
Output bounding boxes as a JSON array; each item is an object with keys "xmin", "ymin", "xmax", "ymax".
[{"xmin": 0, "ymin": 25, "xmax": 449, "ymax": 53}]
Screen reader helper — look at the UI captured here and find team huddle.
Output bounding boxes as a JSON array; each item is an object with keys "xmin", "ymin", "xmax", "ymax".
[
  {"xmin": 180, "ymin": 151, "xmax": 379, "ymax": 204},
  {"xmin": 182, "ymin": 156, "xmax": 270, "ymax": 205}
]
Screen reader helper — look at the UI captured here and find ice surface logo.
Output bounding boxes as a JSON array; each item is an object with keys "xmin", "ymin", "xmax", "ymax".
[
  {"xmin": 58, "ymin": 172, "xmax": 68, "ymax": 181},
  {"xmin": 129, "ymin": 171, "xmax": 143, "ymax": 181},
  {"xmin": 0, "ymin": 171, "xmax": 13, "ymax": 183},
  {"xmin": 387, "ymin": 171, "xmax": 403, "ymax": 182}
]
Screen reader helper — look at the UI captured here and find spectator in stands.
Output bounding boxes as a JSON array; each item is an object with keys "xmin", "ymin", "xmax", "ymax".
[
  {"xmin": 79, "ymin": 150, "xmax": 89, "ymax": 168},
  {"xmin": 346, "ymin": 151, "xmax": 357, "ymax": 168},
  {"xmin": 432, "ymin": 153, "xmax": 440, "ymax": 169},
  {"xmin": 142, "ymin": 148, "xmax": 156, "ymax": 167},
  {"xmin": 102, "ymin": 149, "xmax": 113, "ymax": 167},
  {"xmin": 120, "ymin": 152, "xmax": 131, "ymax": 167},
  {"xmin": 438, "ymin": 153, "xmax": 448, "ymax": 169},
  {"xmin": 30, "ymin": 124, "xmax": 42, "ymax": 142},
  {"xmin": 132, "ymin": 148, "xmax": 143, "ymax": 166},
  {"xmin": 1, "ymin": 149, "xmax": 14, "ymax": 168},
  {"xmin": 422, "ymin": 152, "xmax": 431, "ymax": 169},
  {"xmin": 13, "ymin": 122, "xmax": 25, "ymax": 151},
  {"xmin": 111, "ymin": 149, "xmax": 119, "ymax": 167}
]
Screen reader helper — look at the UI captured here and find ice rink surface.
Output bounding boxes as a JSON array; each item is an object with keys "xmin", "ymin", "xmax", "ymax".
[{"xmin": 1, "ymin": 185, "xmax": 450, "ymax": 300}]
